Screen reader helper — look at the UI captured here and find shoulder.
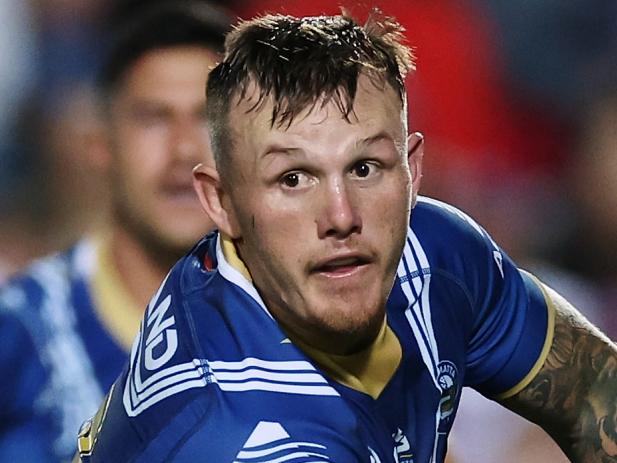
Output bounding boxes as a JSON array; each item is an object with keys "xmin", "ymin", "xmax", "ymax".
[
  {"xmin": 119, "ymin": 236, "xmax": 217, "ymax": 422},
  {"xmin": 83, "ymin": 234, "xmax": 364, "ymax": 461},
  {"xmin": 0, "ymin": 241, "xmax": 104, "ymax": 458},
  {"xmin": 0, "ymin": 240, "xmax": 95, "ymax": 316},
  {"xmin": 396, "ymin": 197, "xmax": 524, "ymax": 321},
  {"xmin": 0, "ymin": 241, "xmax": 97, "ymax": 353},
  {"xmin": 77, "ymin": 256, "xmax": 211, "ymax": 461},
  {"xmin": 411, "ymin": 196, "xmax": 499, "ymax": 261},
  {"xmin": 411, "ymin": 197, "xmax": 508, "ymax": 281}
]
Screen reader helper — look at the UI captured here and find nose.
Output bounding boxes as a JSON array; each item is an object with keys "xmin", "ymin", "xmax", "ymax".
[
  {"xmin": 170, "ymin": 116, "xmax": 203, "ymax": 163},
  {"xmin": 317, "ymin": 178, "xmax": 362, "ymax": 239}
]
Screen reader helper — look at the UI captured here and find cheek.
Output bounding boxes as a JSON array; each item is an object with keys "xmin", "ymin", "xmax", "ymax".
[
  {"xmin": 121, "ymin": 125, "xmax": 169, "ymax": 163},
  {"xmin": 251, "ymin": 193, "xmax": 313, "ymax": 237},
  {"xmin": 367, "ymin": 176, "xmax": 411, "ymax": 219},
  {"xmin": 113, "ymin": 157, "xmax": 159, "ymax": 202},
  {"xmin": 244, "ymin": 208, "xmax": 308, "ymax": 278}
]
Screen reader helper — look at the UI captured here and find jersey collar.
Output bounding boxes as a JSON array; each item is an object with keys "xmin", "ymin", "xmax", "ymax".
[{"xmin": 90, "ymin": 235, "xmax": 142, "ymax": 352}]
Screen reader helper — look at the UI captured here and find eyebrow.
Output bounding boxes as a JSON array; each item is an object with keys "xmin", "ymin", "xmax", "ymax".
[
  {"xmin": 261, "ymin": 132, "xmax": 394, "ymax": 158},
  {"xmin": 261, "ymin": 144, "xmax": 302, "ymax": 157},
  {"xmin": 357, "ymin": 132, "xmax": 393, "ymax": 148},
  {"xmin": 260, "ymin": 144, "xmax": 303, "ymax": 160}
]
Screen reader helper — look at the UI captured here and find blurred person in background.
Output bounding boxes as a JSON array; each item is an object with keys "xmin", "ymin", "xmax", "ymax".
[
  {"xmin": 0, "ymin": 0, "xmax": 110, "ymax": 281},
  {"xmin": 0, "ymin": 0, "xmax": 47, "ymax": 281},
  {"xmin": 0, "ymin": 1, "xmax": 231, "ymax": 461},
  {"xmin": 0, "ymin": 85, "xmax": 106, "ymax": 283}
]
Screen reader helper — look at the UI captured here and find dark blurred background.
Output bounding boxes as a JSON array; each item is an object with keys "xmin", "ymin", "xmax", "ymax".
[{"xmin": 0, "ymin": 1, "xmax": 615, "ymax": 460}]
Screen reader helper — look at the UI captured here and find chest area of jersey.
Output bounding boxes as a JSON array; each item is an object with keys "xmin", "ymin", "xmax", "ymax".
[
  {"xmin": 132, "ymin": 265, "xmax": 466, "ymax": 462},
  {"xmin": 162, "ymin": 351, "xmax": 461, "ymax": 463}
]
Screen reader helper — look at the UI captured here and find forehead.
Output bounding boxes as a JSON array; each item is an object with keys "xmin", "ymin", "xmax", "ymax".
[
  {"xmin": 116, "ymin": 46, "xmax": 218, "ymax": 99},
  {"xmin": 228, "ymin": 75, "xmax": 406, "ymax": 152}
]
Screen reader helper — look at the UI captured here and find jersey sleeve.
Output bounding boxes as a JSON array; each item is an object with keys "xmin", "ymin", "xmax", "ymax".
[
  {"xmin": 464, "ymin": 266, "xmax": 555, "ymax": 399},
  {"xmin": 445, "ymin": 209, "xmax": 554, "ymax": 398},
  {"xmin": 415, "ymin": 198, "xmax": 554, "ymax": 399}
]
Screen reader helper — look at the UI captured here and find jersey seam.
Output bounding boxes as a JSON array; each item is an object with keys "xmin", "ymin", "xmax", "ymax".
[{"xmin": 427, "ymin": 267, "xmax": 475, "ymax": 324}]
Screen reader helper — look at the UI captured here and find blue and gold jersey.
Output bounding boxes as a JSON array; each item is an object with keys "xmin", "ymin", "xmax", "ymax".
[
  {"xmin": 78, "ymin": 197, "xmax": 553, "ymax": 463},
  {"xmin": 0, "ymin": 239, "xmax": 141, "ymax": 462}
]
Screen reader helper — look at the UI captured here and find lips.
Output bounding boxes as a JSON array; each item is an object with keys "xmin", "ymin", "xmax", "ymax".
[{"xmin": 311, "ymin": 253, "xmax": 372, "ymax": 275}]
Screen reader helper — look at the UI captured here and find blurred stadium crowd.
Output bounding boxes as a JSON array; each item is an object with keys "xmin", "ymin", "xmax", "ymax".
[{"xmin": 0, "ymin": 0, "xmax": 615, "ymax": 461}]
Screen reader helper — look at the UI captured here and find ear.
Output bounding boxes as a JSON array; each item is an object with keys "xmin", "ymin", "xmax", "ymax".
[
  {"xmin": 407, "ymin": 132, "xmax": 424, "ymax": 207},
  {"xmin": 192, "ymin": 163, "xmax": 242, "ymax": 238}
]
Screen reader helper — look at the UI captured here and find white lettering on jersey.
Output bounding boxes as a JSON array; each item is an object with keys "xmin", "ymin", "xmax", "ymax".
[
  {"xmin": 123, "ymin": 282, "xmax": 210, "ymax": 417},
  {"xmin": 123, "ymin": 276, "xmax": 338, "ymax": 417},
  {"xmin": 144, "ymin": 295, "xmax": 177, "ymax": 371},
  {"xmin": 236, "ymin": 421, "xmax": 331, "ymax": 462}
]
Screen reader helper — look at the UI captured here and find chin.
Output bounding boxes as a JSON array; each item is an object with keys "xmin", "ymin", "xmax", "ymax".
[
  {"xmin": 162, "ymin": 224, "xmax": 211, "ymax": 245},
  {"xmin": 313, "ymin": 302, "xmax": 384, "ymax": 341}
]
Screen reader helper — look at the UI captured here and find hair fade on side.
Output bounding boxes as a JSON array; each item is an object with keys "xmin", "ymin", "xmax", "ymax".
[{"xmin": 205, "ymin": 10, "xmax": 415, "ymax": 173}]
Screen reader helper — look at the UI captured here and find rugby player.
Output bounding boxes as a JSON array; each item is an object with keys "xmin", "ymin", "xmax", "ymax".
[{"xmin": 76, "ymin": 11, "xmax": 617, "ymax": 463}]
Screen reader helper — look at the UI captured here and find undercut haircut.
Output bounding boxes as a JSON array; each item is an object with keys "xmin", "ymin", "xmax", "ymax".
[
  {"xmin": 205, "ymin": 11, "xmax": 415, "ymax": 174},
  {"xmin": 98, "ymin": 0, "xmax": 233, "ymax": 103}
]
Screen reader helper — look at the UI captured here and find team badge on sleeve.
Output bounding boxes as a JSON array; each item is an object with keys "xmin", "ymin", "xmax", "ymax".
[{"xmin": 437, "ymin": 360, "xmax": 459, "ymax": 431}]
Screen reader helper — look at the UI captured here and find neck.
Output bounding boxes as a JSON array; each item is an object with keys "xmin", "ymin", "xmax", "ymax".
[
  {"xmin": 289, "ymin": 316, "xmax": 385, "ymax": 355},
  {"xmin": 108, "ymin": 226, "xmax": 172, "ymax": 309}
]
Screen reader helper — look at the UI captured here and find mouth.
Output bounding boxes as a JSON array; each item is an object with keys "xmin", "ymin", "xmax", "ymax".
[
  {"xmin": 161, "ymin": 183, "xmax": 198, "ymax": 203},
  {"xmin": 311, "ymin": 253, "xmax": 373, "ymax": 277}
]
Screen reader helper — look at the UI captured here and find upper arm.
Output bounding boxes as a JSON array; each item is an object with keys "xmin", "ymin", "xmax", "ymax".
[{"xmin": 499, "ymin": 283, "xmax": 617, "ymax": 461}]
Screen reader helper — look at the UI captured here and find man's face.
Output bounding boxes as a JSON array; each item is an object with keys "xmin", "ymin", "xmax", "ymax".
[
  {"xmin": 219, "ymin": 77, "xmax": 419, "ymax": 353},
  {"xmin": 107, "ymin": 46, "xmax": 217, "ymax": 255}
]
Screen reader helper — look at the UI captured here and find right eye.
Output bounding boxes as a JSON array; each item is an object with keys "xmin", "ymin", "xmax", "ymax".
[{"xmin": 279, "ymin": 171, "xmax": 311, "ymax": 189}]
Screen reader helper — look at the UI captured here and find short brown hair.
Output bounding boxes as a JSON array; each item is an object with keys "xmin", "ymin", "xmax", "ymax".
[{"xmin": 205, "ymin": 11, "xmax": 414, "ymax": 173}]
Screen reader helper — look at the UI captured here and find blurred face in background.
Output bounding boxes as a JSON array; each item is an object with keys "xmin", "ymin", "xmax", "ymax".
[{"xmin": 105, "ymin": 46, "xmax": 217, "ymax": 258}]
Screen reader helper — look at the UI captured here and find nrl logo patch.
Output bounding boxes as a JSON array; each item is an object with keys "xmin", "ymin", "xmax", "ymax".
[{"xmin": 437, "ymin": 360, "xmax": 459, "ymax": 432}]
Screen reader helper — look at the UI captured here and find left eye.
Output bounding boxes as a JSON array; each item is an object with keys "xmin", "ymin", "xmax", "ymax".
[{"xmin": 351, "ymin": 161, "xmax": 375, "ymax": 178}]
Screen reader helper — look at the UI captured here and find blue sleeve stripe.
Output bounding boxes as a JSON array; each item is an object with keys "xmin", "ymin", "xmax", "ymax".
[{"xmin": 493, "ymin": 272, "xmax": 555, "ymax": 400}]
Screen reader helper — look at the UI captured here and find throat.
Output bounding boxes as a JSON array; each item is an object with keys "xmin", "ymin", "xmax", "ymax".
[{"xmin": 293, "ymin": 319, "xmax": 402, "ymax": 399}]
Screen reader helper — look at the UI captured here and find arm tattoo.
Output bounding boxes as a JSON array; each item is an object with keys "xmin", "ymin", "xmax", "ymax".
[{"xmin": 501, "ymin": 285, "xmax": 617, "ymax": 462}]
